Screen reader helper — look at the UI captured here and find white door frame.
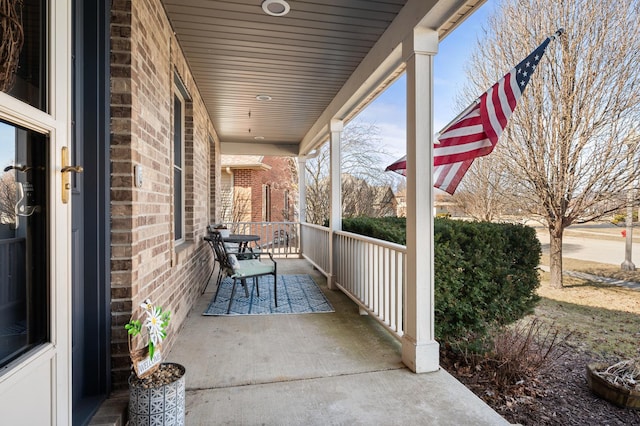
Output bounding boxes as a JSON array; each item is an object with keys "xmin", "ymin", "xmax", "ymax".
[{"xmin": 0, "ymin": 0, "xmax": 73, "ymax": 424}]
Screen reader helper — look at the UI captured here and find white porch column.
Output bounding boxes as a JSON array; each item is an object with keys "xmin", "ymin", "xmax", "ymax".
[
  {"xmin": 328, "ymin": 119, "xmax": 343, "ymax": 290},
  {"xmin": 401, "ymin": 27, "xmax": 440, "ymax": 373},
  {"xmin": 297, "ymin": 157, "xmax": 307, "ymax": 254}
]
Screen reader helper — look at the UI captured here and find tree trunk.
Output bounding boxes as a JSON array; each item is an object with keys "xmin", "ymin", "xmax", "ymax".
[{"xmin": 549, "ymin": 225, "xmax": 564, "ymax": 288}]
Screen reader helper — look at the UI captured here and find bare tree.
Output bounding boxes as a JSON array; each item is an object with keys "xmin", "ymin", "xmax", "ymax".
[
  {"xmin": 283, "ymin": 157, "xmax": 299, "ymax": 221},
  {"xmin": 451, "ymin": 155, "xmax": 507, "ymax": 221},
  {"xmin": 305, "ymin": 120, "xmax": 397, "ymax": 225},
  {"xmin": 305, "ymin": 156, "xmax": 330, "ymax": 225},
  {"xmin": 463, "ymin": 0, "xmax": 640, "ymax": 287},
  {"xmin": 372, "ymin": 186, "xmax": 397, "ymax": 217},
  {"xmin": 220, "ymin": 189, "xmax": 252, "ymax": 223},
  {"xmin": 0, "ymin": 171, "xmax": 16, "ymax": 225}
]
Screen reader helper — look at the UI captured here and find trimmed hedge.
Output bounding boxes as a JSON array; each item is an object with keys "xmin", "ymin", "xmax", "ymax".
[
  {"xmin": 433, "ymin": 218, "xmax": 540, "ymax": 341},
  {"xmin": 340, "ymin": 216, "xmax": 406, "ymax": 245},
  {"xmin": 342, "ymin": 217, "xmax": 541, "ymax": 341}
]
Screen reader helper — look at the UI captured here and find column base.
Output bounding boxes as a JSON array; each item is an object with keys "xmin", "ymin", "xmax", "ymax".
[
  {"xmin": 401, "ymin": 335, "xmax": 439, "ymax": 373},
  {"xmin": 621, "ymin": 260, "xmax": 636, "ymax": 271},
  {"xmin": 327, "ymin": 274, "xmax": 337, "ymax": 290}
]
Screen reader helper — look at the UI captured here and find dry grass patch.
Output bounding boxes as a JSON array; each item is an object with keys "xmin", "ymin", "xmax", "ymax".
[
  {"xmin": 533, "ymin": 297, "xmax": 640, "ymax": 358},
  {"xmin": 535, "ymin": 257, "xmax": 640, "ymax": 358},
  {"xmin": 539, "ymin": 254, "xmax": 640, "ymax": 310}
]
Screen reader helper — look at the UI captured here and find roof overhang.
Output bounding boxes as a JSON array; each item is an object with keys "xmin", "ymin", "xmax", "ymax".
[{"xmin": 162, "ymin": 0, "xmax": 486, "ymax": 157}]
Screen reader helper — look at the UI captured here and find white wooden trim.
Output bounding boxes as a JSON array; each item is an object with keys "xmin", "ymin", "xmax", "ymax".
[
  {"xmin": 299, "ymin": 0, "xmax": 480, "ymax": 155},
  {"xmin": 401, "ymin": 26, "xmax": 439, "ymax": 374},
  {"xmin": 0, "ymin": 0, "xmax": 73, "ymax": 423}
]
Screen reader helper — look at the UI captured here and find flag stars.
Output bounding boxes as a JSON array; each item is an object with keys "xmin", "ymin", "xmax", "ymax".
[{"xmin": 403, "ymin": 35, "xmax": 556, "ymax": 195}]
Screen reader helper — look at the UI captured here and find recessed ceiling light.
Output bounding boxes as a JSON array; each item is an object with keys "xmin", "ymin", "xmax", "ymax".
[
  {"xmin": 256, "ymin": 94, "xmax": 272, "ymax": 101},
  {"xmin": 262, "ymin": 0, "xmax": 290, "ymax": 17},
  {"xmin": 254, "ymin": 136, "xmax": 265, "ymax": 140}
]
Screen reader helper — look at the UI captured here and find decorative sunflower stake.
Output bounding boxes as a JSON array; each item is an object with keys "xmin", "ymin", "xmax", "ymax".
[{"xmin": 125, "ymin": 299, "xmax": 171, "ymax": 378}]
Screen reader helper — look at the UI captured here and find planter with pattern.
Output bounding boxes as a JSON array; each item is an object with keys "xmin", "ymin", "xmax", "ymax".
[{"xmin": 128, "ymin": 362, "xmax": 186, "ymax": 425}]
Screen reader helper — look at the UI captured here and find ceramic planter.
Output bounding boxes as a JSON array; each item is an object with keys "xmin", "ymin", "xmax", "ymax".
[{"xmin": 128, "ymin": 363, "xmax": 186, "ymax": 425}]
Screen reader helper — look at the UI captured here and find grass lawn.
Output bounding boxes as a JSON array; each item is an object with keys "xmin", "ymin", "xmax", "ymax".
[{"xmin": 535, "ymin": 255, "xmax": 640, "ymax": 359}]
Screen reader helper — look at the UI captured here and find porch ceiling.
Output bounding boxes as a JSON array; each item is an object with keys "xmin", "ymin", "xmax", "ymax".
[{"xmin": 161, "ymin": 0, "xmax": 485, "ymax": 156}]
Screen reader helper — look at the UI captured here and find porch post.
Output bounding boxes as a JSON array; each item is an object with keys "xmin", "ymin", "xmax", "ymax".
[
  {"xmin": 401, "ymin": 27, "xmax": 439, "ymax": 373},
  {"xmin": 328, "ymin": 119, "xmax": 343, "ymax": 290},
  {"xmin": 297, "ymin": 157, "xmax": 307, "ymax": 254}
]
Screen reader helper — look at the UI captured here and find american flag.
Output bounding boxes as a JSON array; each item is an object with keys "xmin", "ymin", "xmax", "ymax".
[{"xmin": 386, "ymin": 32, "xmax": 559, "ymax": 194}]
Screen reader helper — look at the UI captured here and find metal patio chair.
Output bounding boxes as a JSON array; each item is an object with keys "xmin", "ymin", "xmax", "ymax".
[{"xmin": 210, "ymin": 231, "xmax": 278, "ymax": 314}]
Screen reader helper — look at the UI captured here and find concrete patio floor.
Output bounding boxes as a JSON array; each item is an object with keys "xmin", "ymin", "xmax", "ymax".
[{"xmin": 167, "ymin": 258, "xmax": 510, "ymax": 425}]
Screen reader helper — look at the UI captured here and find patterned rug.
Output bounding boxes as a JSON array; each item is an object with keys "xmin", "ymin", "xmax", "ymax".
[{"xmin": 203, "ymin": 274, "xmax": 334, "ymax": 316}]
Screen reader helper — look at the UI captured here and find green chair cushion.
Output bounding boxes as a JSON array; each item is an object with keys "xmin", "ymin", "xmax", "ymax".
[{"xmin": 232, "ymin": 259, "xmax": 275, "ymax": 278}]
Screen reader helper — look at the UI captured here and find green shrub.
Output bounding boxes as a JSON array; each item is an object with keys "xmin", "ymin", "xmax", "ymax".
[
  {"xmin": 342, "ymin": 217, "xmax": 541, "ymax": 342},
  {"xmin": 342, "ymin": 217, "xmax": 406, "ymax": 245},
  {"xmin": 434, "ymin": 218, "xmax": 541, "ymax": 341}
]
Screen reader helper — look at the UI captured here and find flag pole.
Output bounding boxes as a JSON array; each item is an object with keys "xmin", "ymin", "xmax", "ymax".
[{"xmin": 550, "ymin": 28, "xmax": 565, "ymax": 40}]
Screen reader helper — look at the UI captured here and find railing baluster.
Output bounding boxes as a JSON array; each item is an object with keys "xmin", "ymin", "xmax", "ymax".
[{"xmin": 287, "ymin": 223, "xmax": 406, "ymax": 339}]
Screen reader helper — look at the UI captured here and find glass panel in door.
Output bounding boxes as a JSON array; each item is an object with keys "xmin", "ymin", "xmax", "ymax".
[{"xmin": 0, "ymin": 119, "xmax": 49, "ymax": 368}]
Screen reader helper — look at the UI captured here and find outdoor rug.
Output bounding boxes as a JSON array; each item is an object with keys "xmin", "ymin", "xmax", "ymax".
[{"xmin": 203, "ymin": 274, "xmax": 334, "ymax": 316}]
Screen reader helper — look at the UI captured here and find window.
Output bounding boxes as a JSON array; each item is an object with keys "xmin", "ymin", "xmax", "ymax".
[
  {"xmin": 220, "ymin": 173, "xmax": 233, "ymax": 223},
  {"xmin": 283, "ymin": 189, "xmax": 290, "ymax": 221},
  {"xmin": 1, "ymin": 0, "xmax": 48, "ymax": 111},
  {"xmin": 173, "ymin": 73, "xmax": 191, "ymax": 243},
  {"xmin": 173, "ymin": 91, "xmax": 184, "ymax": 242},
  {"xmin": 262, "ymin": 184, "xmax": 271, "ymax": 222}
]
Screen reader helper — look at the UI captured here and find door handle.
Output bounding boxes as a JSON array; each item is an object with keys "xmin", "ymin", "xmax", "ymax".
[
  {"xmin": 4, "ymin": 164, "xmax": 33, "ymax": 172},
  {"xmin": 61, "ymin": 147, "xmax": 83, "ymax": 203},
  {"xmin": 61, "ymin": 165, "xmax": 84, "ymax": 173}
]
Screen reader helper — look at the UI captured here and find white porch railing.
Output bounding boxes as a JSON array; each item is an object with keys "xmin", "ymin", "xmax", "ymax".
[
  {"xmin": 299, "ymin": 223, "xmax": 330, "ymax": 274},
  {"xmin": 299, "ymin": 223, "xmax": 405, "ymax": 340},
  {"xmin": 219, "ymin": 221, "xmax": 300, "ymax": 257},
  {"xmin": 221, "ymin": 221, "xmax": 406, "ymax": 340},
  {"xmin": 333, "ymin": 230, "xmax": 405, "ymax": 340}
]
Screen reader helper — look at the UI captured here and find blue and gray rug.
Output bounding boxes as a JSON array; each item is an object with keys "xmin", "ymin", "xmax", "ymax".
[{"xmin": 203, "ymin": 274, "xmax": 334, "ymax": 316}]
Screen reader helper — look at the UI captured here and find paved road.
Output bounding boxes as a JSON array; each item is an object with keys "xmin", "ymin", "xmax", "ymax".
[{"xmin": 536, "ymin": 230, "xmax": 640, "ymax": 266}]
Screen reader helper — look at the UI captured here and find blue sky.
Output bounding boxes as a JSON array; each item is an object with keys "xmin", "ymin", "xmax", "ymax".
[
  {"xmin": 356, "ymin": 0, "xmax": 496, "ymax": 160},
  {"xmin": 0, "ymin": 122, "xmax": 15, "ymax": 169}
]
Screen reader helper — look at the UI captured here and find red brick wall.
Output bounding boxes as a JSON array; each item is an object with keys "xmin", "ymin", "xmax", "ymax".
[
  {"xmin": 229, "ymin": 157, "xmax": 297, "ymax": 222},
  {"xmin": 261, "ymin": 157, "xmax": 297, "ymax": 222},
  {"xmin": 110, "ymin": 0, "xmax": 219, "ymax": 388}
]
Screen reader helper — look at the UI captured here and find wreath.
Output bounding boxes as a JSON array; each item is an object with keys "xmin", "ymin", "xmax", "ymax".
[{"xmin": 0, "ymin": 0, "xmax": 24, "ymax": 92}]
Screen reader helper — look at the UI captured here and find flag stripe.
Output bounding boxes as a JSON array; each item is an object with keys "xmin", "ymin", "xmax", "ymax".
[
  {"xmin": 434, "ymin": 159, "xmax": 474, "ymax": 194},
  {"xmin": 385, "ymin": 35, "xmax": 553, "ymax": 195},
  {"xmin": 437, "ymin": 123, "xmax": 484, "ymax": 143},
  {"xmin": 433, "ymin": 138, "xmax": 492, "ymax": 166},
  {"xmin": 435, "ymin": 138, "xmax": 491, "ymax": 153}
]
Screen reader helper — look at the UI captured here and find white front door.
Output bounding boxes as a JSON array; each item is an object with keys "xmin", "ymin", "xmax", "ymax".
[{"xmin": 0, "ymin": 0, "xmax": 73, "ymax": 424}]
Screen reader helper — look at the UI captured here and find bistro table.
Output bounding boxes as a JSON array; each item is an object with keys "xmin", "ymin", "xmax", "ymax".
[{"xmin": 222, "ymin": 234, "xmax": 260, "ymax": 252}]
